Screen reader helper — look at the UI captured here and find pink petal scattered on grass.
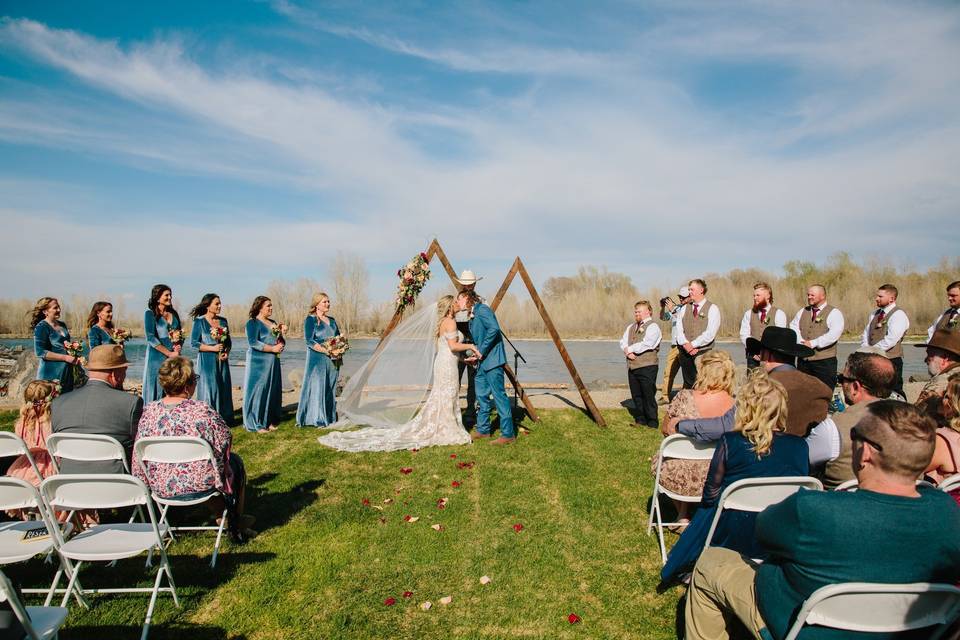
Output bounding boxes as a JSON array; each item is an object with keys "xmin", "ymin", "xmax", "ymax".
[
  {"xmin": 437, "ymin": 497, "xmax": 448, "ymax": 509},
  {"xmin": 439, "ymin": 596, "xmax": 453, "ymax": 605},
  {"xmin": 480, "ymin": 575, "xmax": 492, "ymax": 585},
  {"xmin": 383, "ymin": 498, "xmax": 393, "ymax": 504},
  {"xmin": 404, "ymin": 515, "xmax": 419, "ymax": 523},
  {"xmin": 431, "ymin": 524, "xmax": 444, "ymax": 531},
  {"xmin": 420, "ymin": 601, "xmax": 432, "ymax": 610}
]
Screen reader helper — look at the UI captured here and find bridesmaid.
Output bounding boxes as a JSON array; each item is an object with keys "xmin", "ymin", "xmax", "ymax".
[
  {"xmin": 296, "ymin": 292, "xmax": 340, "ymax": 427},
  {"xmin": 190, "ymin": 293, "xmax": 235, "ymax": 426},
  {"xmin": 87, "ymin": 301, "xmax": 116, "ymax": 349},
  {"xmin": 142, "ymin": 284, "xmax": 182, "ymax": 404},
  {"xmin": 243, "ymin": 296, "xmax": 284, "ymax": 432},
  {"xmin": 31, "ymin": 297, "xmax": 81, "ymax": 392}
]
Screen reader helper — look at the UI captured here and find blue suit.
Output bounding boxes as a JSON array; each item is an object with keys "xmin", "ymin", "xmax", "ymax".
[{"xmin": 468, "ymin": 303, "xmax": 515, "ymax": 438}]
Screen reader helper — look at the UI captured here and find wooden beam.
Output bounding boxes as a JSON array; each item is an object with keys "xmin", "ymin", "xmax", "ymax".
[
  {"xmin": 504, "ymin": 363, "xmax": 539, "ymax": 422},
  {"xmin": 490, "ymin": 258, "xmax": 520, "ymax": 311}
]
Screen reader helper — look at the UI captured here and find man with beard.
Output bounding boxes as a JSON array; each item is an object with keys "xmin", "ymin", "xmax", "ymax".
[
  {"xmin": 928, "ymin": 280, "xmax": 960, "ymax": 339},
  {"xmin": 790, "ymin": 284, "xmax": 845, "ymax": 391},
  {"xmin": 861, "ymin": 283, "xmax": 911, "ymax": 398},
  {"xmin": 739, "ymin": 282, "xmax": 787, "ymax": 370},
  {"xmin": 914, "ymin": 329, "xmax": 960, "ymax": 427}
]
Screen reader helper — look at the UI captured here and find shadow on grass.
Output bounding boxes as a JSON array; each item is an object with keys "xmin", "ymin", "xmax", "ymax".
[
  {"xmin": 64, "ymin": 624, "xmax": 248, "ymax": 640},
  {"xmin": 248, "ymin": 478, "xmax": 326, "ymax": 534}
]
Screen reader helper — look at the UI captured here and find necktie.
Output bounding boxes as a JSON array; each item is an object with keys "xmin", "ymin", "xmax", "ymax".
[
  {"xmin": 636, "ymin": 322, "xmax": 642, "ymax": 333},
  {"xmin": 876, "ymin": 310, "xmax": 886, "ymax": 325},
  {"xmin": 692, "ymin": 304, "xmax": 699, "ymax": 318},
  {"xmin": 760, "ymin": 309, "xmax": 767, "ymax": 324},
  {"xmin": 811, "ymin": 306, "xmax": 818, "ymax": 322}
]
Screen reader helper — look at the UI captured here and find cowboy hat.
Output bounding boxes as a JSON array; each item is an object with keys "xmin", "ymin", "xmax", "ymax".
[
  {"xmin": 746, "ymin": 326, "xmax": 816, "ymax": 360},
  {"xmin": 914, "ymin": 328, "xmax": 960, "ymax": 359},
  {"xmin": 455, "ymin": 270, "xmax": 483, "ymax": 286},
  {"xmin": 87, "ymin": 344, "xmax": 130, "ymax": 370}
]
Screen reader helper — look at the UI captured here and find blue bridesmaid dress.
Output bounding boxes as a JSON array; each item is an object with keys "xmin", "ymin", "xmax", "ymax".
[
  {"xmin": 191, "ymin": 316, "xmax": 235, "ymax": 426},
  {"xmin": 242, "ymin": 319, "xmax": 283, "ymax": 432},
  {"xmin": 143, "ymin": 310, "xmax": 180, "ymax": 404},
  {"xmin": 88, "ymin": 325, "xmax": 114, "ymax": 349},
  {"xmin": 34, "ymin": 320, "xmax": 75, "ymax": 392},
  {"xmin": 296, "ymin": 315, "xmax": 340, "ymax": 427}
]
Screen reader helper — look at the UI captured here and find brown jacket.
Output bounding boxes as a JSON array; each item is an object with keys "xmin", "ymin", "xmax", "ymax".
[{"xmin": 769, "ymin": 365, "xmax": 832, "ymax": 437}]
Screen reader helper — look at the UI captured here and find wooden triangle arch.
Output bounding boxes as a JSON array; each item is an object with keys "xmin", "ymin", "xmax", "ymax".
[{"xmin": 379, "ymin": 238, "xmax": 606, "ymax": 427}]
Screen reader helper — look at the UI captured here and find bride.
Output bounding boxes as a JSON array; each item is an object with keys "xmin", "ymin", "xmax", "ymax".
[{"xmin": 318, "ymin": 295, "xmax": 477, "ymax": 452}]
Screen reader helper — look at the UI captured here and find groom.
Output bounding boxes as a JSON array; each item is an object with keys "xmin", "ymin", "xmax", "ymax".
[{"xmin": 457, "ymin": 289, "xmax": 516, "ymax": 444}]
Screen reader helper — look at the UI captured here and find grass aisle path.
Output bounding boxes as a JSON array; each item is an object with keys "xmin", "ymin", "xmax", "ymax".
[{"xmin": 1, "ymin": 409, "xmax": 683, "ymax": 639}]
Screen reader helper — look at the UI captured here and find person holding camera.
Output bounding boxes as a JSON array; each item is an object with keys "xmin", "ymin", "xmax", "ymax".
[{"xmin": 659, "ymin": 286, "xmax": 691, "ymax": 401}]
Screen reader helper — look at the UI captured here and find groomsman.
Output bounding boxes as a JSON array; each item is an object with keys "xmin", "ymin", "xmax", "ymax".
[
  {"xmin": 861, "ymin": 283, "xmax": 910, "ymax": 398},
  {"xmin": 658, "ymin": 285, "xmax": 691, "ymax": 403},
  {"xmin": 739, "ymin": 282, "xmax": 787, "ymax": 369},
  {"xmin": 620, "ymin": 300, "xmax": 662, "ymax": 428},
  {"xmin": 675, "ymin": 279, "xmax": 721, "ymax": 389},
  {"xmin": 790, "ymin": 284, "xmax": 845, "ymax": 391},
  {"xmin": 927, "ymin": 280, "xmax": 960, "ymax": 340},
  {"xmin": 454, "ymin": 270, "xmax": 482, "ymax": 427}
]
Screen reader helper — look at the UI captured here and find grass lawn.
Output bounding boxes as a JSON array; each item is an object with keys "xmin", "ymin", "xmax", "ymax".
[{"xmin": 1, "ymin": 407, "xmax": 684, "ymax": 639}]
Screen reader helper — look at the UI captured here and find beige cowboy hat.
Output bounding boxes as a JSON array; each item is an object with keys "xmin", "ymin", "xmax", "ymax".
[
  {"xmin": 87, "ymin": 344, "xmax": 130, "ymax": 370},
  {"xmin": 455, "ymin": 270, "xmax": 483, "ymax": 286}
]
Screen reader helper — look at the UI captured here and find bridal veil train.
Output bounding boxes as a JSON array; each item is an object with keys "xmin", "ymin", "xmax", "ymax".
[{"xmin": 318, "ymin": 299, "xmax": 472, "ymax": 452}]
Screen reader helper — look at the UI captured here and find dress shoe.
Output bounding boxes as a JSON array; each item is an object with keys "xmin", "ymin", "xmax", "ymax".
[
  {"xmin": 490, "ymin": 437, "xmax": 516, "ymax": 445},
  {"xmin": 471, "ymin": 432, "xmax": 491, "ymax": 441}
]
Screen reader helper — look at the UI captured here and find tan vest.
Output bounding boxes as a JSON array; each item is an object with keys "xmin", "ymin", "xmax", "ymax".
[
  {"xmin": 628, "ymin": 320, "xmax": 659, "ymax": 369},
  {"xmin": 797, "ymin": 304, "xmax": 838, "ymax": 361},
  {"xmin": 935, "ymin": 308, "xmax": 960, "ymax": 333},
  {"xmin": 822, "ymin": 400, "xmax": 877, "ymax": 489},
  {"xmin": 748, "ymin": 305, "xmax": 782, "ymax": 341},
  {"xmin": 681, "ymin": 300, "xmax": 715, "ymax": 351},
  {"xmin": 867, "ymin": 307, "xmax": 907, "ymax": 359}
]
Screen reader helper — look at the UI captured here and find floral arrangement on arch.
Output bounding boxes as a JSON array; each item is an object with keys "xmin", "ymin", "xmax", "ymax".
[{"xmin": 395, "ymin": 252, "xmax": 431, "ymax": 313}]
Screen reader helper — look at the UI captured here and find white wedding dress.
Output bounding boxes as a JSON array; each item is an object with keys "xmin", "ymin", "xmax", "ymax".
[{"xmin": 317, "ymin": 331, "xmax": 472, "ymax": 452}]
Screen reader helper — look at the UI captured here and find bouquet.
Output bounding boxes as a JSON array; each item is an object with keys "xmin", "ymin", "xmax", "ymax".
[
  {"xmin": 211, "ymin": 325, "xmax": 229, "ymax": 361},
  {"xmin": 112, "ymin": 328, "xmax": 132, "ymax": 346},
  {"xmin": 64, "ymin": 340, "xmax": 87, "ymax": 388},
  {"xmin": 168, "ymin": 327, "xmax": 184, "ymax": 354},
  {"xmin": 395, "ymin": 252, "xmax": 431, "ymax": 314},
  {"xmin": 324, "ymin": 335, "xmax": 350, "ymax": 368},
  {"xmin": 270, "ymin": 323, "xmax": 287, "ymax": 358}
]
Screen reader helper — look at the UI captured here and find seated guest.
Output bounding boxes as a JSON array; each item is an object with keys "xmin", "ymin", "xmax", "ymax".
[
  {"xmin": 655, "ymin": 350, "xmax": 736, "ymax": 527},
  {"xmin": 51, "ymin": 344, "xmax": 142, "ymax": 473},
  {"xmin": 6, "ymin": 381, "xmax": 60, "ymax": 520},
  {"xmin": 684, "ymin": 401, "xmax": 960, "ymax": 640},
  {"xmin": 925, "ymin": 374, "xmax": 960, "ymax": 496},
  {"xmin": 914, "ymin": 328, "xmax": 960, "ymax": 426},
  {"xmin": 821, "ymin": 352, "xmax": 895, "ymax": 489},
  {"xmin": 660, "ymin": 369, "xmax": 808, "ymax": 585},
  {"xmin": 134, "ymin": 357, "xmax": 253, "ymax": 542}
]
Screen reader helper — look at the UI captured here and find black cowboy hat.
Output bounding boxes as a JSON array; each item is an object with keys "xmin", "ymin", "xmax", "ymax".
[{"xmin": 746, "ymin": 326, "xmax": 815, "ymax": 360}]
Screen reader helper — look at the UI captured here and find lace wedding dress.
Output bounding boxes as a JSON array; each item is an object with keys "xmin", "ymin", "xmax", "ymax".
[{"xmin": 317, "ymin": 331, "xmax": 472, "ymax": 452}]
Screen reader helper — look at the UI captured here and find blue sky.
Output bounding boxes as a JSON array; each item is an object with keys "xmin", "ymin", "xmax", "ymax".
[{"xmin": 1, "ymin": 0, "xmax": 958, "ymax": 311}]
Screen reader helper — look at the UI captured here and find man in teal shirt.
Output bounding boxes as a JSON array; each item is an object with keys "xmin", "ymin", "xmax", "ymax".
[{"xmin": 684, "ymin": 400, "xmax": 960, "ymax": 640}]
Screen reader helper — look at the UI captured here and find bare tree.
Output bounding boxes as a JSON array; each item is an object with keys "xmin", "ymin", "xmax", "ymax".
[{"xmin": 329, "ymin": 252, "xmax": 369, "ymax": 335}]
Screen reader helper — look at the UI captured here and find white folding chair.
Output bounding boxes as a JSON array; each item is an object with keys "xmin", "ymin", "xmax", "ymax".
[
  {"xmin": 647, "ymin": 434, "xmax": 717, "ymax": 564},
  {"xmin": 783, "ymin": 582, "xmax": 960, "ymax": 640},
  {"xmin": 702, "ymin": 476, "xmax": 823, "ymax": 554},
  {"xmin": 938, "ymin": 474, "xmax": 960, "ymax": 494},
  {"xmin": 39, "ymin": 474, "xmax": 179, "ymax": 640},
  {"xmin": 833, "ymin": 478, "xmax": 938, "ymax": 493},
  {"xmin": 134, "ymin": 436, "xmax": 229, "ymax": 568},
  {"xmin": 0, "ymin": 478, "xmax": 87, "ymax": 608},
  {"xmin": 0, "ymin": 432, "xmax": 43, "ymax": 484},
  {"xmin": 0, "ymin": 568, "xmax": 68, "ymax": 640}
]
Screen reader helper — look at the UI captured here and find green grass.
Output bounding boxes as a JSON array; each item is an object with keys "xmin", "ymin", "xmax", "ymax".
[{"xmin": 1, "ymin": 408, "xmax": 682, "ymax": 639}]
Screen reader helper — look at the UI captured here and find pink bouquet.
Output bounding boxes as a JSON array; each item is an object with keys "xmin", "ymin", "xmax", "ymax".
[
  {"xmin": 112, "ymin": 328, "xmax": 132, "ymax": 346},
  {"xmin": 65, "ymin": 339, "xmax": 87, "ymax": 387},
  {"xmin": 324, "ymin": 335, "xmax": 350, "ymax": 368},
  {"xmin": 395, "ymin": 252, "xmax": 431, "ymax": 313}
]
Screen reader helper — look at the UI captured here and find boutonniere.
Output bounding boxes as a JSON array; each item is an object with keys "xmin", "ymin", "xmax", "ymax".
[
  {"xmin": 814, "ymin": 316, "xmax": 823, "ymax": 324},
  {"xmin": 949, "ymin": 315, "xmax": 959, "ymax": 328},
  {"xmin": 761, "ymin": 314, "xmax": 771, "ymax": 326}
]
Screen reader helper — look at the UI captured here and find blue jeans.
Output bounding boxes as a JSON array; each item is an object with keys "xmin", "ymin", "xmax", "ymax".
[{"xmin": 474, "ymin": 365, "xmax": 515, "ymax": 438}]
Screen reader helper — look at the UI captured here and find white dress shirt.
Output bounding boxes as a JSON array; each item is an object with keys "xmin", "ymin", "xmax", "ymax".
[
  {"xmin": 928, "ymin": 308, "xmax": 959, "ymax": 340},
  {"xmin": 860, "ymin": 303, "xmax": 910, "ymax": 351},
  {"xmin": 738, "ymin": 305, "xmax": 788, "ymax": 345},
  {"xmin": 789, "ymin": 304, "xmax": 845, "ymax": 349},
  {"xmin": 805, "ymin": 416, "xmax": 841, "ymax": 467},
  {"xmin": 620, "ymin": 320, "xmax": 662, "ymax": 355},
  {"xmin": 675, "ymin": 299, "xmax": 721, "ymax": 348}
]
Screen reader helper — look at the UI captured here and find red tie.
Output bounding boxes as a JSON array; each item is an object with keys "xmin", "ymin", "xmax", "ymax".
[
  {"xmin": 811, "ymin": 306, "xmax": 818, "ymax": 321},
  {"xmin": 760, "ymin": 309, "xmax": 767, "ymax": 324},
  {"xmin": 692, "ymin": 304, "xmax": 699, "ymax": 318},
  {"xmin": 876, "ymin": 310, "xmax": 886, "ymax": 324}
]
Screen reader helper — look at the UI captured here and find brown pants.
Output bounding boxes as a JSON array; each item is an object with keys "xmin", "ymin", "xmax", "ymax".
[
  {"xmin": 684, "ymin": 547, "xmax": 767, "ymax": 640},
  {"xmin": 660, "ymin": 345, "xmax": 681, "ymax": 399}
]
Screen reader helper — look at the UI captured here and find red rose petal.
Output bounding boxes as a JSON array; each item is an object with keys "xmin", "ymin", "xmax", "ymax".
[
  {"xmin": 384, "ymin": 597, "xmax": 396, "ymax": 606},
  {"xmin": 568, "ymin": 613, "xmax": 581, "ymax": 624},
  {"xmin": 400, "ymin": 467, "xmax": 413, "ymax": 475},
  {"xmin": 450, "ymin": 454, "xmax": 457, "ymax": 459},
  {"xmin": 451, "ymin": 481, "xmax": 461, "ymax": 488},
  {"xmin": 513, "ymin": 523, "xmax": 524, "ymax": 533},
  {"xmin": 402, "ymin": 591, "xmax": 413, "ymax": 598},
  {"xmin": 404, "ymin": 515, "xmax": 412, "ymax": 522},
  {"xmin": 362, "ymin": 498, "xmax": 370, "ymax": 506}
]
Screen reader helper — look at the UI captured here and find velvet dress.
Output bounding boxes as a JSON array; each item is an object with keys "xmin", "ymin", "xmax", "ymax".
[
  {"xmin": 242, "ymin": 319, "xmax": 283, "ymax": 432},
  {"xmin": 660, "ymin": 430, "xmax": 809, "ymax": 584},
  {"xmin": 296, "ymin": 315, "xmax": 339, "ymax": 427},
  {"xmin": 143, "ymin": 310, "xmax": 180, "ymax": 404},
  {"xmin": 34, "ymin": 320, "xmax": 75, "ymax": 392},
  {"xmin": 88, "ymin": 325, "xmax": 115, "ymax": 349},
  {"xmin": 191, "ymin": 316, "xmax": 235, "ymax": 427}
]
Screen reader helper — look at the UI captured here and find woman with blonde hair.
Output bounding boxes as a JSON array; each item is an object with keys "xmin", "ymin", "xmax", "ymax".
[
  {"xmin": 660, "ymin": 368, "xmax": 809, "ymax": 586},
  {"xmin": 5, "ymin": 381, "xmax": 59, "ymax": 519},
  {"xmin": 297, "ymin": 292, "xmax": 341, "ymax": 427},
  {"xmin": 925, "ymin": 373, "xmax": 960, "ymax": 501},
  {"xmin": 319, "ymin": 294, "xmax": 477, "ymax": 451},
  {"xmin": 31, "ymin": 296, "xmax": 83, "ymax": 392},
  {"xmin": 654, "ymin": 350, "xmax": 737, "ymax": 525}
]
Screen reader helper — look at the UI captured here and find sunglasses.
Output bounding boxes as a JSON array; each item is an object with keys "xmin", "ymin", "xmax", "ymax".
[
  {"xmin": 837, "ymin": 373, "xmax": 859, "ymax": 385},
  {"xmin": 850, "ymin": 426, "xmax": 883, "ymax": 452}
]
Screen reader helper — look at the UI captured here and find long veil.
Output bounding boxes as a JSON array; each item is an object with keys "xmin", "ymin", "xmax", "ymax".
[{"xmin": 328, "ymin": 301, "xmax": 440, "ymax": 430}]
